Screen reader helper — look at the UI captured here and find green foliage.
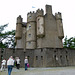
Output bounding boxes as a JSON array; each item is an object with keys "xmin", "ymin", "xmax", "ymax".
[
  {"xmin": 0, "ymin": 24, "xmax": 8, "ymax": 32},
  {"xmin": 0, "ymin": 42, "xmax": 7, "ymax": 48},
  {"xmin": 0, "ymin": 24, "xmax": 15, "ymax": 48},
  {"xmin": 63, "ymin": 36, "xmax": 75, "ymax": 49}
]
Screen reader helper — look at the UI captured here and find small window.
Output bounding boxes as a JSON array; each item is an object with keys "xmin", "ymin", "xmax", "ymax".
[
  {"xmin": 66, "ymin": 55, "xmax": 67, "ymax": 58},
  {"xmin": 60, "ymin": 55, "xmax": 62, "ymax": 58},
  {"xmin": 29, "ymin": 16, "xmax": 31, "ymax": 19},
  {"xmin": 54, "ymin": 50, "xmax": 56, "ymax": 53},
  {"xmin": 54, "ymin": 55, "xmax": 56, "ymax": 59},
  {"xmin": 28, "ymin": 34, "xmax": 31, "ymax": 37},
  {"xmin": 29, "ymin": 42, "xmax": 31, "ymax": 45},
  {"xmin": 1, "ymin": 55, "xmax": 3, "ymax": 60},
  {"xmin": 29, "ymin": 24, "xmax": 31, "ymax": 28},
  {"xmin": 41, "ymin": 56, "xmax": 43, "ymax": 60},
  {"xmin": 66, "ymin": 51, "xmax": 68, "ymax": 54},
  {"xmin": 1, "ymin": 50, "xmax": 3, "ymax": 53},
  {"xmin": 36, "ymin": 56, "xmax": 38, "ymax": 60},
  {"xmin": 38, "ymin": 18, "xmax": 40, "ymax": 21},
  {"xmin": 41, "ymin": 49, "xmax": 43, "ymax": 52},
  {"xmin": 1, "ymin": 48, "xmax": 4, "ymax": 53}
]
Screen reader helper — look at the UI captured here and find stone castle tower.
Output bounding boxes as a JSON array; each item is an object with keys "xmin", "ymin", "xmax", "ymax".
[
  {"xmin": 1, "ymin": 5, "xmax": 75, "ymax": 68},
  {"xmin": 15, "ymin": 5, "xmax": 64, "ymax": 51}
]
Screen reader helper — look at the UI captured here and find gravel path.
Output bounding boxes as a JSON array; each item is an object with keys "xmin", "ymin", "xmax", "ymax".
[{"xmin": 0, "ymin": 67, "xmax": 75, "ymax": 75}]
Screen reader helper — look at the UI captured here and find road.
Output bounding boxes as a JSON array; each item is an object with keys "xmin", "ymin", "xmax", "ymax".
[{"xmin": 0, "ymin": 67, "xmax": 75, "ymax": 75}]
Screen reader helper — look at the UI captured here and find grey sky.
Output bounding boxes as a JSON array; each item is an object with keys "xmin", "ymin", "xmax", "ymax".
[{"xmin": 0, "ymin": 0, "xmax": 75, "ymax": 38}]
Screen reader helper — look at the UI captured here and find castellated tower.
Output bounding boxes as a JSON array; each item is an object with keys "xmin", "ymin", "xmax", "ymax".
[
  {"xmin": 15, "ymin": 15, "xmax": 22, "ymax": 39},
  {"xmin": 26, "ymin": 12, "xmax": 36, "ymax": 49},
  {"xmin": 36, "ymin": 9, "xmax": 45, "ymax": 48},
  {"xmin": 15, "ymin": 5, "xmax": 64, "ymax": 49},
  {"xmin": 15, "ymin": 15, "xmax": 26, "ymax": 48},
  {"xmin": 39, "ymin": 5, "xmax": 64, "ymax": 48}
]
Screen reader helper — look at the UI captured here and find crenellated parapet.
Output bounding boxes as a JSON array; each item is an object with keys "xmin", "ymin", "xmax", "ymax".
[
  {"xmin": 15, "ymin": 5, "xmax": 64, "ymax": 49},
  {"xmin": 27, "ymin": 11, "xmax": 36, "ymax": 22},
  {"xmin": 55, "ymin": 12, "xmax": 62, "ymax": 20},
  {"xmin": 17, "ymin": 15, "xmax": 23, "ymax": 24},
  {"xmin": 36, "ymin": 9, "xmax": 44, "ymax": 17}
]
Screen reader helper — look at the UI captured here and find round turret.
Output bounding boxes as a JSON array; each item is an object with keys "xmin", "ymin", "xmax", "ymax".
[
  {"xmin": 26, "ymin": 11, "xmax": 36, "ymax": 49},
  {"xmin": 36, "ymin": 9, "xmax": 44, "ymax": 17},
  {"xmin": 17, "ymin": 15, "xmax": 23, "ymax": 23},
  {"xmin": 15, "ymin": 15, "xmax": 23, "ymax": 39},
  {"xmin": 27, "ymin": 11, "xmax": 36, "ymax": 22}
]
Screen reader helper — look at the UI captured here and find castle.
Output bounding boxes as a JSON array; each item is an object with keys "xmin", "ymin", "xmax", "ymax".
[
  {"xmin": 15, "ymin": 5, "xmax": 64, "ymax": 50},
  {"xmin": 0, "ymin": 5, "xmax": 75, "ymax": 67}
]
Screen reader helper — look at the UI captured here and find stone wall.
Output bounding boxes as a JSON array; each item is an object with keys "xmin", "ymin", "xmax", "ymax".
[{"xmin": 0, "ymin": 48, "xmax": 75, "ymax": 67}]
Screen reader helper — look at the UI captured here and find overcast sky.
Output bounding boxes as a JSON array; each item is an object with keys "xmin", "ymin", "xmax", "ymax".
[{"xmin": 0, "ymin": 0, "xmax": 75, "ymax": 38}]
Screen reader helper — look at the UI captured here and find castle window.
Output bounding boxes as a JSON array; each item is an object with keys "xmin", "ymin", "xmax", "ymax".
[
  {"xmin": 54, "ymin": 50, "xmax": 56, "ymax": 53},
  {"xmin": 41, "ymin": 49, "xmax": 43, "ymax": 52},
  {"xmin": 66, "ymin": 55, "xmax": 67, "ymax": 58},
  {"xmin": 1, "ymin": 50, "xmax": 3, "ymax": 53},
  {"xmin": 36, "ymin": 56, "xmax": 38, "ymax": 60},
  {"xmin": 1, "ymin": 55, "xmax": 3, "ymax": 60},
  {"xmin": 54, "ymin": 55, "xmax": 56, "ymax": 60},
  {"xmin": 1, "ymin": 48, "xmax": 4, "ymax": 53},
  {"xmin": 29, "ymin": 16, "xmax": 31, "ymax": 19},
  {"xmin": 29, "ymin": 42, "xmax": 31, "ymax": 45},
  {"xmin": 41, "ymin": 56, "xmax": 43, "ymax": 60},
  {"xmin": 38, "ymin": 18, "xmax": 40, "ymax": 21},
  {"xmin": 29, "ymin": 24, "xmax": 31, "ymax": 28},
  {"xmin": 60, "ymin": 55, "xmax": 62, "ymax": 59},
  {"xmin": 66, "ymin": 51, "xmax": 68, "ymax": 54},
  {"xmin": 28, "ymin": 34, "xmax": 31, "ymax": 37},
  {"xmin": 66, "ymin": 55, "xmax": 68, "ymax": 61}
]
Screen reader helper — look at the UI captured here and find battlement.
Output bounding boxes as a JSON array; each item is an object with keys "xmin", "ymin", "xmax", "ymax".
[
  {"xmin": 17, "ymin": 15, "xmax": 23, "ymax": 23},
  {"xmin": 27, "ymin": 11, "xmax": 35, "ymax": 15},
  {"xmin": 55, "ymin": 12, "xmax": 62, "ymax": 20},
  {"xmin": 27, "ymin": 11, "xmax": 36, "ymax": 22},
  {"xmin": 36, "ymin": 9, "xmax": 44, "ymax": 17},
  {"xmin": 15, "ymin": 5, "xmax": 64, "ymax": 49}
]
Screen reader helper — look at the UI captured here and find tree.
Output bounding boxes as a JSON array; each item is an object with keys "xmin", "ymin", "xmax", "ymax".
[
  {"xmin": 63, "ymin": 36, "xmax": 75, "ymax": 49},
  {"xmin": 63, "ymin": 36, "xmax": 68, "ymax": 48},
  {"xmin": 0, "ymin": 24, "xmax": 15, "ymax": 48}
]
